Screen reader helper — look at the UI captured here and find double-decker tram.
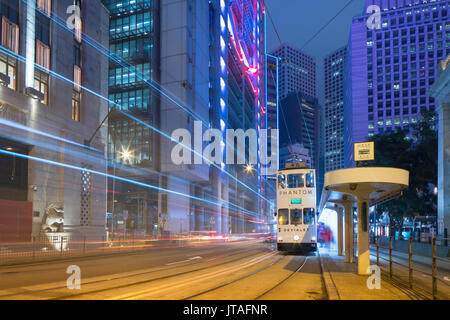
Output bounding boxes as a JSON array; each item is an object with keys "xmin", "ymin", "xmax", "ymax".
[{"xmin": 276, "ymin": 163, "xmax": 317, "ymax": 252}]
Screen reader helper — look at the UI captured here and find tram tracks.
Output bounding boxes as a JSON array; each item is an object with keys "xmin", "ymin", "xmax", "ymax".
[
  {"xmin": 0, "ymin": 247, "xmax": 269, "ymax": 300},
  {"xmin": 181, "ymin": 254, "xmax": 314, "ymax": 300}
]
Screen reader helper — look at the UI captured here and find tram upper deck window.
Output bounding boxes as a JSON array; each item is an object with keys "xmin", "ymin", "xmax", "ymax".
[
  {"xmin": 303, "ymin": 208, "xmax": 315, "ymax": 225},
  {"xmin": 278, "ymin": 175, "xmax": 286, "ymax": 189},
  {"xmin": 278, "ymin": 209, "xmax": 289, "ymax": 225},
  {"xmin": 306, "ymin": 172, "xmax": 315, "ymax": 188},
  {"xmin": 290, "ymin": 209, "xmax": 303, "ymax": 225},
  {"xmin": 287, "ymin": 174, "xmax": 304, "ymax": 188}
]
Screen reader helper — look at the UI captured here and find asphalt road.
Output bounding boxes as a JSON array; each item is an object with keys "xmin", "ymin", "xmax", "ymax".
[{"xmin": 0, "ymin": 241, "xmax": 327, "ymax": 300}]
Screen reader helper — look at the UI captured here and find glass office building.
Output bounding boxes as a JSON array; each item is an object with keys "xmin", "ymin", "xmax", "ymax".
[{"xmin": 345, "ymin": 0, "xmax": 449, "ymax": 167}]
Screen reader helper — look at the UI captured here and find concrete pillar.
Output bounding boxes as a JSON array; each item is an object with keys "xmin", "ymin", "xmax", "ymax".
[
  {"xmin": 342, "ymin": 200, "xmax": 354, "ymax": 263},
  {"xmin": 430, "ymin": 63, "xmax": 450, "ymax": 238},
  {"xmin": 337, "ymin": 206, "xmax": 344, "ymax": 256},
  {"xmin": 357, "ymin": 197, "xmax": 370, "ymax": 275},
  {"xmin": 438, "ymin": 102, "xmax": 450, "ymax": 236}
]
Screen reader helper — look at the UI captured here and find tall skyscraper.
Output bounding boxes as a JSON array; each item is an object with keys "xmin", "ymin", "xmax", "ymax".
[
  {"xmin": 344, "ymin": 0, "xmax": 448, "ymax": 168},
  {"xmin": 324, "ymin": 47, "xmax": 346, "ymax": 172},
  {"xmin": 223, "ymin": 0, "xmax": 269, "ymax": 234},
  {"xmin": 271, "ymin": 43, "xmax": 316, "ymax": 100},
  {"xmin": 266, "ymin": 53, "xmax": 279, "ymax": 211},
  {"xmin": 267, "ymin": 54, "xmax": 279, "ymax": 133},
  {"xmin": 279, "ymin": 92, "xmax": 320, "ymax": 170},
  {"xmin": 0, "ymin": 0, "xmax": 109, "ymax": 242},
  {"xmin": 103, "ymin": 0, "xmax": 270, "ymax": 236}
]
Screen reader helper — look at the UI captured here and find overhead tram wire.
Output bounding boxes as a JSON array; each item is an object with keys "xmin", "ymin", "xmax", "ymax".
[
  {"xmin": 20, "ymin": 0, "xmax": 272, "ymax": 205},
  {"xmin": 267, "ymin": 66, "xmax": 294, "ymax": 148},
  {"xmin": 300, "ymin": 0, "xmax": 355, "ymax": 51},
  {"xmin": 265, "ymin": 1, "xmax": 312, "ymax": 154}
]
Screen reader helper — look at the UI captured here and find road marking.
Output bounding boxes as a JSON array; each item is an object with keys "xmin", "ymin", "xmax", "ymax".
[{"xmin": 166, "ymin": 256, "xmax": 203, "ymax": 266}]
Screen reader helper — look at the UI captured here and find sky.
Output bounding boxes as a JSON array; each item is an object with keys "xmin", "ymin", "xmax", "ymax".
[{"xmin": 265, "ymin": 0, "xmax": 366, "ymax": 104}]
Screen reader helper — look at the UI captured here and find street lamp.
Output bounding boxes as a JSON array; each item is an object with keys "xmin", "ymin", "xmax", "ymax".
[
  {"xmin": 111, "ymin": 145, "xmax": 134, "ymax": 239},
  {"xmin": 245, "ymin": 164, "xmax": 254, "ymax": 175}
]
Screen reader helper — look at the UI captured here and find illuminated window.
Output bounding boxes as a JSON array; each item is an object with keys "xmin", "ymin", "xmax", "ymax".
[
  {"xmin": 37, "ymin": 0, "xmax": 51, "ymax": 16},
  {"xmin": 1, "ymin": 16, "xmax": 19, "ymax": 54},
  {"xmin": 72, "ymin": 90, "xmax": 81, "ymax": 122},
  {"xmin": 36, "ymin": 40, "xmax": 50, "ymax": 69},
  {"xmin": 0, "ymin": 52, "xmax": 16, "ymax": 90},
  {"xmin": 74, "ymin": 18, "xmax": 82, "ymax": 43},
  {"xmin": 33, "ymin": 69, "xmax": 49, "ymax": 104},
  {"xmin": 278, "ymin": 209, "xmax": 289, "ymax": 226},
  {"xmin": 74, "ymin": 65, "xmax": 82, "ymax": 91}
]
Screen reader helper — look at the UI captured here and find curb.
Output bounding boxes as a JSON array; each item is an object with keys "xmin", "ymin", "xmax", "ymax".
[{"xmin": 318, "ymin": 252, "xmax": 340, "ymax": 300}]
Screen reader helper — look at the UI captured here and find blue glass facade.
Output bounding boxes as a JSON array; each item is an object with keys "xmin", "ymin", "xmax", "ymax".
[
  {"xmin": 104, "ymin": 0, "xmax": 158, "ymax": 168},
  {"xmin": 324, "ymin": 47, "xmax": 346, "ymax": 173},
  {"xmin": 345, "ymin": 0, "xmax": 449, "ymax": 168}
]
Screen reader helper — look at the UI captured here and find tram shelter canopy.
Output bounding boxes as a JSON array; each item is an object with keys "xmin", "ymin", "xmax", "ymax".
[{"xmin": 318, "ymin": 167, "xmax": 410, "ymax": 275}]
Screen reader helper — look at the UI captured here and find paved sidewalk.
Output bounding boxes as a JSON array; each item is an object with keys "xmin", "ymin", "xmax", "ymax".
[{"xmin": 319, "ymin": 249, "xmax": 423, "ymax": 300}]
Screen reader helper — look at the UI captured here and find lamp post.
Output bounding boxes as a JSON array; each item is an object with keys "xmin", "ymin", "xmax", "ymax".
[{"xmin": 111, "ymin": 146, "xmax": 133, "ymax": 239}]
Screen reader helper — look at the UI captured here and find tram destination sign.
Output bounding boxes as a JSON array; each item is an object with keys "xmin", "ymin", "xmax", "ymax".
[
  {"xmin": 354, "ymin": 142, "xmax": 375, "ymax": 162},
  {"xmin": 290, "ymin": 198, "xmax": 302, "ymax": 205}
]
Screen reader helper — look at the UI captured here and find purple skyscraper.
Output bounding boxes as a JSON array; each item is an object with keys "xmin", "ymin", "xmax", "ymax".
[{"xmin": 344, "ymin": 0, "xmax": 449, "ymax": 167}]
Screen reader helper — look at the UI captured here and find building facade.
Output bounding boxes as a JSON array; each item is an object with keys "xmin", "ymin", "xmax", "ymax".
[
  {"xmin": 279, "ymin": 143, "xmax": 312, "ymax": 170},
  {"xmin": 344, "ymin": 0, "xmax": 449, "ymax": 168},
  {"xmin": 103, "ymin": 0, "xmax": 161, "ymax": 235},
  {"xmin": 103, "ymin": 0, "xmax": 271, "ymax": 236},
  {"xmin": 429, "ymin": 55, "xmax": 450, "ymax": 238},
  {"xmin": 0, "ymin": 0, "xmax": 109, "ymax": 243},
  {"xmin": 271, "ymin": 43, "xmax": 316, "ymax": 100},
  {"xmin": 324, "ymin": 47, "xmax": 346, "ymax": 172},
  {"xmin": 279, "ymin": 92, "xmax": 320, "ymax": 170}
]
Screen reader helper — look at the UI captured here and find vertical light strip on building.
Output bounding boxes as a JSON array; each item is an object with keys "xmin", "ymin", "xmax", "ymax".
[{"xmin": 26, "ymin": 0, "xmax": 36, "ymax": 88}]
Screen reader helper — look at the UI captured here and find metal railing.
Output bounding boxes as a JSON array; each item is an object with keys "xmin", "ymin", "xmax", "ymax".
[{"xmin": 373, "ymin": 236, "xmax": 450, "ymax": 300}]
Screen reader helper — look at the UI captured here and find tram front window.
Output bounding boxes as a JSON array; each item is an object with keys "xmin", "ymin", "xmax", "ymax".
[
  {"xmin": 306, "ymin": 172, "xmax": 315, "ymax": 188},
  {"xmin": 303, "ymin": 208, "xmax": 315, "ymax": 225},
  {"xmin": 278, "ymin": 209, "xmax": 289, "ymax": 225},
  {"xmin": 278, "ymin": 175, "xmax": 286, "ymax": 189},
  {"xmin": 290, "ymin": 209, "xmax": 302, "ymax": 225},
  {"xmin": 287, "ymin": 174, "xmax": 304, "ymax": 188}
]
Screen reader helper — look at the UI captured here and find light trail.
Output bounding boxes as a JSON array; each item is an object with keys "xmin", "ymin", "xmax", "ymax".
[
  {"xmin": 0, "ymin": 148, "xmax": 268, "ymax": 220},
  {"xmin": 30, "ymin": 0, "xmax": 273, "ymax": 200},
  {"xmin": 0, "ymin": 118, "xmax": 266, "ymax": 219},
  {"xmin": 0, "ymin": 45, "xmax": 271, "ymax": 206}
]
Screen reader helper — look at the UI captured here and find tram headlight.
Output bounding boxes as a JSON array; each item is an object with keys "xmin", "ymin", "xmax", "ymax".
[
  {"xmin": 311, "ymin": 236, "xmax": 317, "ymax": 242},
  {"xmin": 293, "ymin": 235, "xmax": 300, "ymax": 241}
]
